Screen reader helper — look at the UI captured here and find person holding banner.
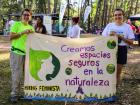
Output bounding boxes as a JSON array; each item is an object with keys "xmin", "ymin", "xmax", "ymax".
[
  {"xmin": 9, "ymin": 8, "xmax": 34, "ymax": 103},
  {"xmin": 102, "ymin": 8, "xmax": 135, "ymax": 85},
  {"xmin": 67, "ymin": 17, "xmax": 81, "ymax": 38}
]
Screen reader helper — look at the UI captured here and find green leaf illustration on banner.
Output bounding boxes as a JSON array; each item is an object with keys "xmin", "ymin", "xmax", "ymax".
[
  {"xmin": 109, "ymin": 93, "xmax": 112, "ymax": 97},
  {"xmin": 65, "ymin": 94, "xmax": 67, "ymax": 97},
  {"xmin": 107, "ymin": 40, "xmax": 116, "ymax": 49},
  {"xmin": 94, "ymin": 94, "xmax": 98, "ymax": 98},
  {"xmin": 68, "ymin": 93, "xmax": 72, "ymax": 98},
  {"xmin": 90, "ymin": 93, "xmax": 93, "ymax": 97},
  {"xmin": 84, "ymin": 94, "xmax": 88, "ymax": 98},
  {"xmin": 61, "ymin": 93, "xmax": 64, "ymax": 97},
  {"xmin": 25, "ymin": 93, "xmax": 28, "ymax": 96},
  {"xmin": 79, "ymin": 95, "xmax": 82, "ymax": 99},
  {"xmin": 103, "ymin": 95, "xmax": 107, "ymax": 98},
  {"xmin": 55, "ymin": 93, "xmax": 59, "ymax": 97},
  {"xmin": 73, "ymin": 95, "xmax": 77, "ymax": 98},
  {"xmin": 29, "ymin": 48, "xmax": 60, "ymax": 81},
  {"xmin": 100, "ymin": 95, "xmax": 103, "ymax": 99},
  {"xmin": 106, "ymin": 64, "xmax": 115, "ymax": 74},
  {"xmin": 33, "ymin": 93, "xmax": 36, "ymax": 96},
  {"xmin": 45, "ymin": 94, "xmax": 49, "ymax": 97},
  {"xmin": 113, "ymin": 92, "xmax": 116, "ymax": 96},
  {"xmin": 42, "ymin": 93, "xmax": 45, "ymax": 97},
  {"xmin": 51, "ymin": 94, "xmax": 54, "ymax": 97}
]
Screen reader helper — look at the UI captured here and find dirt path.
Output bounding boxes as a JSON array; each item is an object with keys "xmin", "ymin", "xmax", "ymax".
[{"xmin": 123, "ymin": 47, "xmax": 140, "ymax": 80}]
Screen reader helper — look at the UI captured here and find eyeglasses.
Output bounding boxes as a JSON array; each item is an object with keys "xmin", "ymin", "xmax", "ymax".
[
  {"xmin": 114, "ymin": 14, "xmax": 123, "ymax": 16},
  {"xmin": 23, "ymin": 14, "xmax": 30, "ymax": 17}
]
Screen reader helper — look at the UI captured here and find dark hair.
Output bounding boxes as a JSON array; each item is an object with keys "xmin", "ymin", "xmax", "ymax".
[
  {"xmin": 72, "ymin": 17, "xmax": 79, "ymax": 24},
  {"xmin": 21, "ymin": 8, "xmax": 31, "ymax": 15},
  {"xmin": 36, "ymin": 16, "xmax": 43, "ymax": 24},
  {"xmin": 114, "ymin": 8, "xmax": 124, "ymax": 16}
]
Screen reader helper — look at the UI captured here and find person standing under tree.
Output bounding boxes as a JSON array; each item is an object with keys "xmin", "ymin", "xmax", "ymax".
[
  {"xmin": 102, "ymin": 8, "xmax": 135, "ymax": 85},
  {"xmin": 10, "ymin": 8, "xmax": 34, "ymax": 103},
  {"xmin": 67, "ymin": 17, "xmax": 81, "ymax": 38},
  {"xmin": 34, "ymin": 16, "xmax": 47, "ymax": 34}
]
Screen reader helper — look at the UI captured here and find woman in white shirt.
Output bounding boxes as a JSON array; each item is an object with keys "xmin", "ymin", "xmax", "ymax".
[
  {"xmin": 102, "ymin": 8, "xmax": 135, "ymax": 85},
  {"xmin": 67, "ymin": 17, "xmax": 81, "ymax": 38}
]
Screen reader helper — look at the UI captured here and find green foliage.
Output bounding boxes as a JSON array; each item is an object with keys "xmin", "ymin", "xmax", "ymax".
[
  {"xmin": 64, "ymin": 94, "xmax": 67, "ymax": 97},
  {"xmin": 0, "ymin": 0, "xmax": 140, "ymax": 32},
  {"xmin": 90, "ymin": 93, "xmax": 93, "ymax": 97},
  {"xmin": 103, "ymin": 95, "xmax": 107, "ymax": 98},
  {"xmin": 135, "ymin": 21, "xmax": 140, "ymax": 26},
  {"xmin": 79, "ymin": 95, "xmax": 82, "ymax": 99},
  {"xmin": 61, "ymin": 93, "xmax": 63, "ymax": 97},
  {"xmin": 45, "ymin": 94, "xmax": 49, "ymax": 97},
  {"xmin": 51, "ymin": 94, "xmax": 54, "ymax": 97},
  {"xmin": 90, "ymin": 0, "xmax": 97, "ymax": 20},
  {"xmin": 84, "ymin": 94, "xmax": 88, "ymax": 98},
  {"xmin": 109, "ymin": 93, "xmax": 112, "ymax": 97},
  {"xmin": 94, "ymin": 94, "xmax": 98, "ymax": 98},
  {"xmin": 100, "ymin": 95, "xmax": 102, "ymax": 99},
  {"xmin": 68, "ymin": 93, "xmax": 72, "ymax": 97},
  {"xmin": 73, "ymin": 95, "xmax": 77, "ymax": 98}
]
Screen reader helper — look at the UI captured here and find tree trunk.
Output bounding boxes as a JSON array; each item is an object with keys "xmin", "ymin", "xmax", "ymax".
[
  {"xmin": 47, "ymin": 0, "xmax": 51, "ymax": 14},
  {"xmin": 93, "ymin": 0, "xmax": 102, "ymax": 26},
  {"xmin": 134, "ymin": 0, "xmax": 139, "ymax": 14},
  {"xmin": 53, "ymin": 0, "xmax": 58, "ymax": 13}
]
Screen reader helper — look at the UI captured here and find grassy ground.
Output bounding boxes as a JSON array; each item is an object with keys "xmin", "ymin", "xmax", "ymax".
[{"xmin": 0, "ymin": 37, "xmax": 140, "ymax": 105}]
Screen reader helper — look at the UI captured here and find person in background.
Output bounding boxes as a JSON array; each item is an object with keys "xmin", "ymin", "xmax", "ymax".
[
  {"xmin": 67, "ymin": 17, "xmax": 81, "ymax": 38},
  {"xmin": 52, "ymin": 20, "xmax": 57, "ymax": 34},
  {"xmin": 35, "ymin": 16, "xmax": 47, "ymax": 34},
  {"xmin": 127, "ymin": 19, "xmax": 139, "ymax": 41},
  {"xmin": 10, "ymin": 8, "xmax": 34, "ymax": 103},
  {"xmin": 4, "ymin": 19, "xmax": 10, "ymax": 35},
  {"xmin": 102, "ymin": 8, "xmax": 135, "ymax": 85},
  {"xmin": 9, "ymin": 17, "xmax": 15, "ymax": 28},
  {"xmin": 32, "ymin": 17, "xmax": 37, "ymax": 28},
  {"xmin": 4, "ymin": 17, "xmax": 15, "ymax": 36},
  {"xmin": 138, "ymin": 26, "xmax": 140, "ymax": 44},
  {"xmin": 52, "ymin": 20, "xmax": 62, "ymax": 34}
]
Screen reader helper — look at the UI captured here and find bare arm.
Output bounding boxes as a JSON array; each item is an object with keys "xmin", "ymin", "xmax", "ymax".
[
  {"xmin": 10, "ymin": 29, "xmax": 34, "ymax": 40},
  {"xmin": 10, "ymin": 32, "xmax": 21, "ymax": 40},
  {"xmin": 118, "ymin": 35, "xmax": 134, "ymax": 45}
]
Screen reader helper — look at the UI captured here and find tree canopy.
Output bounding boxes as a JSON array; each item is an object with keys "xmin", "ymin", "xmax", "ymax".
[{"xmin": 0, "ymin": 0, "xmax": 140, "ymax": 32}]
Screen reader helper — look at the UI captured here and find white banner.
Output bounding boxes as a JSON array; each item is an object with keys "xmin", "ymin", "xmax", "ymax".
[
  {"xmin": 84, "ymin": 6, "xmax": 91, "ymax": 23},
  {"xmin": 24, "ymin": 33, "xmax": 117, "ymax": 102},
  {"xmin": 59, "ymin": 0, "xmax": 67, "ymax": 32},
  {"xmin": 43, "ymin": 16, "xmax": 52, "ymax": 35},
  {"xmin": 81, "ymin": 0, "xmax": 85, "ymax": 8}
]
